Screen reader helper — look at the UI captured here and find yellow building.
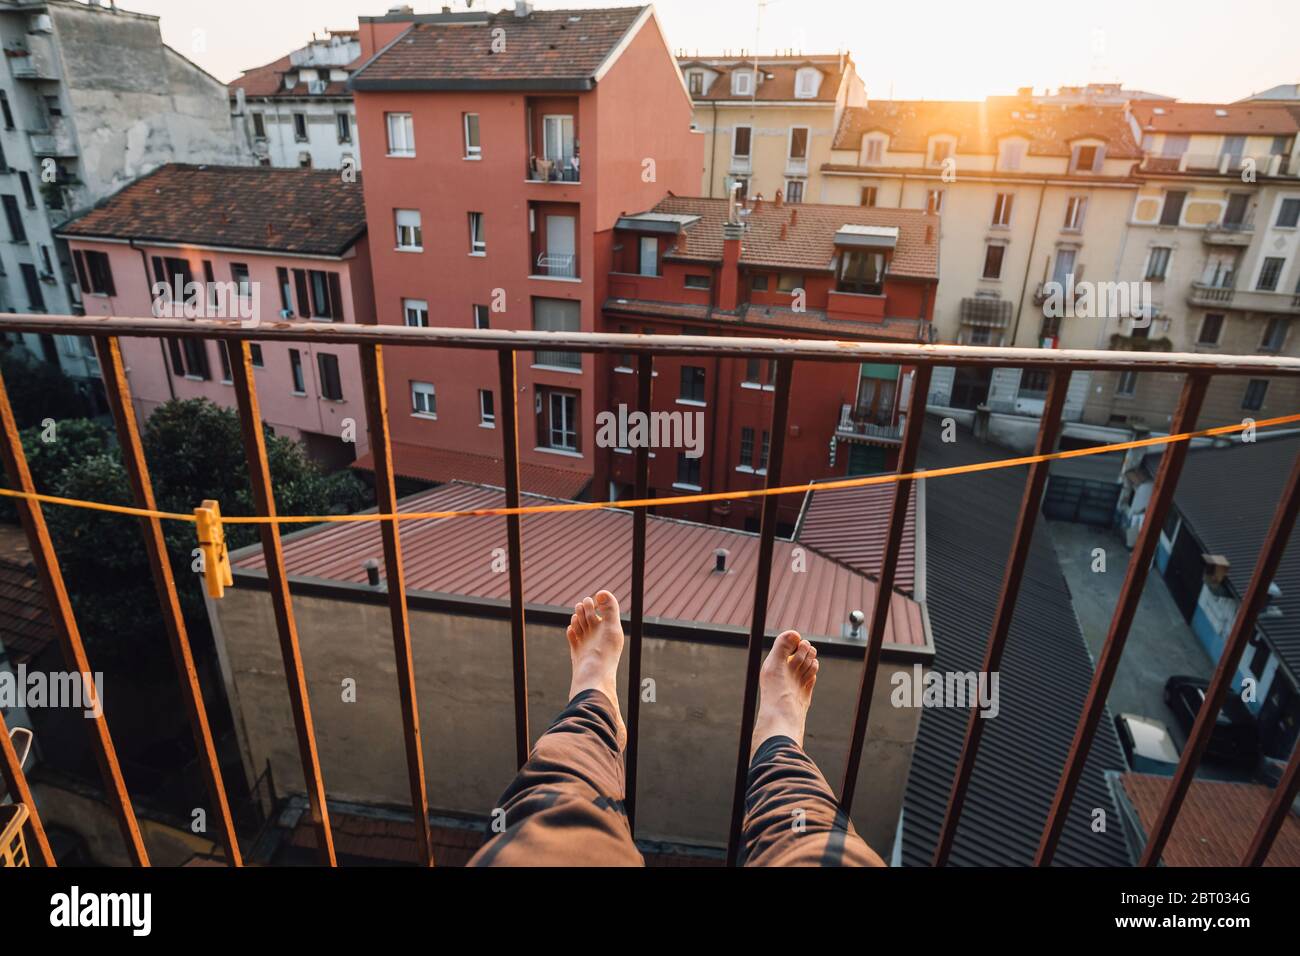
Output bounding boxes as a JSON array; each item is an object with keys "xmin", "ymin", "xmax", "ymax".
[{"xmin": 677, "ymin": 52, "xmax": 865, "ymax": 203}]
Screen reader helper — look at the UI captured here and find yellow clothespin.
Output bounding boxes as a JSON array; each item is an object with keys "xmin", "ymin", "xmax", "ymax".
[{"xmin": 195, "ymin": 499, "xmax": 233, "ymax": 599}]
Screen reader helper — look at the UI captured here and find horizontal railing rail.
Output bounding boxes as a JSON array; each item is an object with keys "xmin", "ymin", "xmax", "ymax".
[{"xmin": 1, "ymin": 310, "xmax": 1298, "ymax": 869}]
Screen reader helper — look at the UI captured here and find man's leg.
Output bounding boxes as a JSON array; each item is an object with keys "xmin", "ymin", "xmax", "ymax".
[
  {"xmin": 468, "ymin": 590, "xmax": 644, "ymax": 867},
  {"xmin": 739, "ymin": 631, "xmax": 885, "ymax": 867}
]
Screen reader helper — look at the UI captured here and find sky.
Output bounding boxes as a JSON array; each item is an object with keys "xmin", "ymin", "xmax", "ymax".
[{"xmin": 119, "ymin": 0, "xmax": 1298, "ymax": 103}]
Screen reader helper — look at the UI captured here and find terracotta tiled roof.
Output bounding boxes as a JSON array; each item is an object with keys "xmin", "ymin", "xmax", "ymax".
[
  {"xmin": 1120, "ymin": 772, "xmax": 1300, "ymax": 867},
  {"xmin": 645, "ymin": 195, "xmax": 939, "ymax": 278},
  {"xmin": 678, "ymin": 54, "xmax": 848, "ymax": 104},
  {"xmin": 833, "ymin": 99, "xmax": 1144, "ymax": 159},
  {"xmin": 1130, "ymin": 101, "xmax": 1300, "ymax": 135},
  {"xmin": 351, "ymin": 441, "xmax": 591, "ymax": 501},
  {"xmin": 351, "ymin": 6, "xmax": 648, "ymax": 90},
  {"xmin": 229, "ymin": 52, "xmax": 357, "ymax": 100},
  {"xmin": 57, "ymin": 164, "xmax": 367, "ymax": 257},
  {"xmin": 232, "ymin": 482, "xmax": 928, "ymax": 646},
  {"xmin": 0, "ymin": 557, "xmax": 54, "ymax": 665}
]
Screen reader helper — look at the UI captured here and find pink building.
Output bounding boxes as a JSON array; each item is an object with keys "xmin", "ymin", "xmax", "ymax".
[
  {"xmin": 58, "ymin": 164, "xmax": 374, "ymax": 467},
  {"xmin": 348, "ymin": 2, "xmax": 702, "ymax": 496}
]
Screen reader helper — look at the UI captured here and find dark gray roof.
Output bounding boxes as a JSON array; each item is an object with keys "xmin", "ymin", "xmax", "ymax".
[
  {"xmin": 799, "ymin": 416, "xmax": 1129, "ymax": 866},
  {"xmin": 1154, "ymin": 433, "xmax": 1300, "ymax": 683}
]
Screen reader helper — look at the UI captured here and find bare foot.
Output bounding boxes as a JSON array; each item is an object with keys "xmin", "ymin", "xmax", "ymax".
[
  {"xmin": 567, "ymin": 590, "xmax": 626, "ymax": 742},
  {"xmin": 751, "ymin": 630, "xmax": 818, "ymax": 761}
]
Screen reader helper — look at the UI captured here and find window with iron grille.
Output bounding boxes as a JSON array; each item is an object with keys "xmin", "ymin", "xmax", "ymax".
[
  {"xmin": 759, "ymin": 430, "xmax": 770, "ymax": 471},
  {"xmin": 738, "ymin": 426, "xmax": 754, "ymax": 468},
  {"xmin": 1257, "ymin": 257, "xmax": 1285, "ymax": 291}
]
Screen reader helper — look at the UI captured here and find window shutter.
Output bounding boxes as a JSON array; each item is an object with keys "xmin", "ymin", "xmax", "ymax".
[
  {"xmin": 151, "ymin": 255, "xmax": 166, "ymax": 285},
  {"xmin": 72, "ymin": 250, "xmax": 89, "ymax": 293},
  {"xmin": 327, "ymin": 272, "xmax": 343, "ymax": 320},
  {"xmin": 167, "ymin": 339, "xmax": 184, "ymax": 376},
  {"xmin": 293, "ymin": 269, "xmax": 310, "ymax": 317},
  {"xmin": 100, "ymin": 256, "xmax": 115, "ymax": 296}
]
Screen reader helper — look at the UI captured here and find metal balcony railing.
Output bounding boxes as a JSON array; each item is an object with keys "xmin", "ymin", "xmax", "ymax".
[
  {"xmin": 0, "ymin": 312, "xmax": 1299, "ymax": 868},
  {"xmin": 535, "ymin": 251, "xmax": 576, "ymax": 278}
]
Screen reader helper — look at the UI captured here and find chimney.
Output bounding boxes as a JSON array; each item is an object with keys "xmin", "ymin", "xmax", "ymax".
[
  {"xmin": 713, "ymin": 548, "xmax": 729, "ymax": 573},
  {"xmin": 363, "ymin": 559, "xmax": 381, "ymax": 587},
  {"xmin": 719, "ymin": 221, "xmax": 743, "ymax": 311},
  {"xmin": 925, "ymin": 223, "xmax": 935, "ymax": 244},
  {"xmin": 846, "ymin": 609, "xmax": 866, "ymax": 639},
  {"xmin": 514, "ymin": 0, "xmax": 533, "ymax": 18},
  {"xmin": 790, "ymin": 207, "xmax": 798, "ymax": 227},
  {"xmin": 774, "ymin": 188, "xmax": 783, "ymax": 208},
  {"xmin": 726, "ymin": 180, "xmax": 741, "ymax": 224}
]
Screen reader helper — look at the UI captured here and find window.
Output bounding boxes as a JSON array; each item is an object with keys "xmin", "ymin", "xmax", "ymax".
[
  {"xmin": 251, "ymin": 112, "xmax": 266, "ymax": 139},
  {"xmin": 638, "ymin": 236, "xmax": 659, "ymax": 277},
  {"xmin": 395, "ymin": 209, "xmax": 422, "ymax": 250},
  {"xmin": 732, "ymin": 125, "xmax": 752, "ymax": 159},
  {"xmin": 731, "ymin": 70, "xmax": 754, "ymax": 96},
  {"xmin": 538, "ymin": 388, "xmax": 579, "ymax": 451},
  {"xmin": 1115, "ymin": 370, "xmax": 1138, "ymax": 397},
  {"xmin": 479, "ymin": 389, "xmax": 495, "ymax": 426},
  {"xmin": 1197, "ymin": 313, "xmax": 1224, "ymax": 346},
  {"xmin": 298, "ymin": 152, "xmax": 313, "ymax": 169},
  {"xmin": 1071, "ymin": 144, "xmax": 1100, "ymax": 172},
  {"xmin": 999, "ymin": 141, "xmax": 1024, "ymax": 171},
  {"xmin": 1052, "ymin": 248, "xmax": 1077, "ymax": 286},
  {"xmin": 411, "ymin": 381, "xmax": 436, "ymax": 417},
  {"xmin": 788, "ymin": 127, "xmax": 809, "ymax": 161},
  {"xmin": 759, "ymin": 430, "xmax": 770, "ymax": 471},
  {"xmin": 777, "ymin": 273, "xmax": 804, "ymax": 293},
  {"xmin": 1242, "ymin": 379, "xmax": 1268, "ymax": 411},
  {"xmin": 474, "ymin": 304, "xmax": 490, "ymax": 329},
  {"xmin": 20, "ymin": 263, "xmax": 43, "ymax": 311},
  {"xmin": 679, "ymin": 366, "xmax": 705, "ymax": 403},
  {"xmin": 1277, "ymin": 198, "xmax": 1300, "ymax": 228},
  {"xmin": 231, "ymin": 263, "xmax": 253, "ymax": 300},
  {"xmin": 684, "ymin": 274, "xmax": 711, "ymax": 290},
  {"xmin": 837, "ymin": 250, "xmax": 887, "ymax": 295},
  {"xmin": 403, "ymin": 298, "xmax": 429, "ymax": 327},
  {"xmin": 675, "ymin": 453, "xmax": 701, "ymax": 489},
  {"xmin": 292, "ymin": 112, "xmax": 308, "ymax": 142},
  {"xmin": 991, "ymin": 193, "xmax": 1014, "ymax": 226},
  {"xmin": 785, "ymin": 180, "xmax": 805, "ymax": 204},
  {"xmin": 751, "ymin": 273, "xmax": 769, "ymax": 291},
  {"xmin": 1257, "ymin": 257, "xmax": 1285, "ymax": 291},
  {"xmin": 317, "ymin": 353, "xmax": 343, "ymax": 401},
  {"xmin": 18, "ymin": 172, "xmax": 34, "ymax": 208},
  {"xmin": 0, "ymin": 91, "xmax": 14, "ymax": 129},
  {"xmin": 1020, "ymin": 370, "xmax": 1050, "ymax": 397},
  {"xmin": 1146, "ymin": 246, "xmax": 1172, "ymax": 280},
  {"xmin": 1064, "ymin": 196, "xmax": 1087, "ymax": 230},
  {"xmin": 743, "ymin": 358, "xmax": 776, "ymax": 388},
  {"xmin": 795, "ymin": 69, "xmax": 820, "ymax": 98},
  {"xmin": 688, "ymin": 72, "xmax": 703, "ymax": 96},
  {"xmin": 3, "ymin": 195, "xmax": 25, "ymax": 241},
  {"xmin": 533, "ymin": 297, "xmax": 581, "ymax": 369},
  {"xmin": 860, "ymin": 186, "xmax": 877, "ymax": 207},
  {"xmin": 930, "ymin": 140, "xmax": 952, "ymax": 166},
  {"xmin": 250, "ymin": 343, "xmax": 264, "ymax": 368},
  {"xmin": 982, "ymin": 243, "xmax": 1005, "ymax": 280},
  {"xmin": 73, "ymin": 250, "xmax": 116, "ymax": 296},
  {"xmin": 219, "ymin": 346, "xmax": 233, "ymax": 384},
  {"xmin": 738, "ymin": 426, "xmax": 755, "ymax": 469},
  {"xmin": 386, "ymin": 112, "xmax": 415, "ymax": 156},
  {"xmin": 170, "ymin": 338, "xmax": 209, "ymax": 380},
  {"xmin": 863, "ymin": 139, "xmax": 883, "ymax": 164},
  {"xmin": 463, "ymin": 112, "xmax": 481, "ymax": 158},
  {"xmin": 1261, "ymin": 316, "xmax": 1289, "ymax": 353},
  {"xmin": 289, "ymin": 349, "xmax": 306, "ymax": 394},
  {"xmin": 468, "ymin": 212, "xmax": 486, "ymax": 254},
  {"xmin": 1159, "ymin": 190, "xmax": 1186, "ymax": 227},
  {"xmin": 926, "ymin": 189, "xmax": 944, "ymax": 214}
]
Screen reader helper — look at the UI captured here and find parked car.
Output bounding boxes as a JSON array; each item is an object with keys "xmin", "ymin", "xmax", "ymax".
[
  {"xmin": 1114, "ymin": 712, "xmax": 1181, "ymax": 775},
  {"xmin": 1163, "ymin": 675, "xmax": 1261, "ymax": 767}
]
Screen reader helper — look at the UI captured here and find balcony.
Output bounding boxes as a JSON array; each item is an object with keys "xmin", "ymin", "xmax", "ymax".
[
  {"xmin": 5, "ymin": 35, "xmax": 57, "ymax": 80},
  {"xmin": 1144, "ymin": 152, "xmax": 1298, "ymax": 178},
  {"xmin": 524, "ymin": 97, "xmax": 580, "ymax": 184},
  {"xmin": 1202, "ymin": 221, "xmax": 1254, "ymax": 246},
  {"xmin": 0, "ymin": 313, "xmax": 1298, "ymax": 871},
  {"xmin": 835, "ymin": 403, "xmax": 902, "ymax": 443},
  {"xmin": 1187, "ymin": 282, "xmax": 1236, "ymax": 307},
  {"xmin": 1189, "ymin": 283, "xmax": 1300, "ymax": 314},
  {"xmin": 27, "ymin": 117, "xmax": 76, "ymax": 158}
]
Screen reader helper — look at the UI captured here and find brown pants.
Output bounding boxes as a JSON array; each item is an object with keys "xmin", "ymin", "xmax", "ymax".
[{"xmin": 467, "ymin": 689, "xmax": 883, "ymax": 867}]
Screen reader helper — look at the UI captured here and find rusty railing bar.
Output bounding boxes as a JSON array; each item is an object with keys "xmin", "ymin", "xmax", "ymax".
[
  {"xmin": 838, "ymin": 363, "xmax": 931, "ymax": 813},
  {"xmin": 624, "ymin": 351, "xmax": 653, "ymax": 831},
  {"xmin": 497, "ymin": 349, "xmax": 530, "ymax": 768},
  {"xmin": 0, "ymin": 708, "xmax": 55, "ymax": 866},
  {"xmin": 1, "ymin": 315, "xmax": 1297, "ymax": 375},
  {"xmin": 1140, "ymin": 447, "xmax": 1300, "ymax": 865},
  {"xmin": 932, "ymin": 367, "xmax": 1070, "ymax": 866},
  {"xmin": 0, "ymin": 363, "xmax": 149, "ymax": 865},
  {"xmin": 1243, "ymin": 739, "xmax": 1300, "ymax": 865},
  {"xmin": 94, "ymin": 335, "xmax": 243, "ymax": 866},
  {"xmin": 1035, "ymin": 373, "xmax": 1209, "ymax": 866},
  {"xmin": 224, "ymin": 340, "xmax": 336, "ymax": 866},
  {"xmin": 359, "ymin": 343, "xmax": 434, "ymax": 866},
  {"xmin": 725, "ymin": 356, "xmax": 795, "ymax": 866}
]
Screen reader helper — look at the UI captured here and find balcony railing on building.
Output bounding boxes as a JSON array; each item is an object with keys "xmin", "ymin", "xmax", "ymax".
[
  {"xmin": 835, "ymin": 403, "xmax": 903, "ymax": 443},
  {"xmin": 0, "ymin": 311, "xmax": 1298, "ymax": 871},
  {"xmin": 1142, "ymin": 151, "xmax": 1298, "ymax": 178},
  {"xmin": 1189, "ymin": 282, "xmax": 1300, "ymax": 314}
]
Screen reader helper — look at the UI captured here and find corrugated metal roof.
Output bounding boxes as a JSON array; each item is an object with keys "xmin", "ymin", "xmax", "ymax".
[
  {"xmin": 866, "ymin": 419, "xmax": 1128, "ymax": 866},
  {"xmin": 232, "ymin": 482, "xmax": 927, "ymax": 646},
  {"xmin": 795, "ymin": 481, "xmax": 917, "ymax": 594}
]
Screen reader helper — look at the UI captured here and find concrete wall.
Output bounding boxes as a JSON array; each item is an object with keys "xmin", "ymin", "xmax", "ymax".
[{"xmin": 212, "ymin": 586, "xmax": 924, "ymax": 855}]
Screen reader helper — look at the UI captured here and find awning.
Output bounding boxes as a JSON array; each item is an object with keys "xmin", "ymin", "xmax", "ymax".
[{"xmin": 960, "ymin": 296, "xmax": 1012, "ymax": 328}]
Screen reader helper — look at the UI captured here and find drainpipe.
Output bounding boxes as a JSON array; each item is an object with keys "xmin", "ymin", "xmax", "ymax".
[
  {"xmin": 708, "ymin": 102, "xmax": 719, "ymax": 198},
  {"xmin": 132, "ymin": 238, "xmax": 175, "ymax": 401},
  {"xmin": 1009, "ymin": 178, "xmax": 1047, "ymax": 348}
]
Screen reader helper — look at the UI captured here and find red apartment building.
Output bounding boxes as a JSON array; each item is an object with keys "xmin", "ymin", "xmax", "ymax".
[
  {"xmin": 599, "ymin": 193, "xmax": 939, "ymax": 531},
  {"xmin": 348, "ymin": 2, "xmax": 702, "ymax": 498}
]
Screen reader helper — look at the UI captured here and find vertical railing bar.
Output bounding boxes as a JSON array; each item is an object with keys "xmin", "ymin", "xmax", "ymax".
[
  {"xmin": 725, "ymin": 356, "xmax": 795, "ymax": 866},
  {"xmin": 624, "ymin": 351, "xmax": 653, "ymax": 831},
  {"xmin": 1140, "ymin": 448, "xmax": 1300, "ymax": 865},
  {"xmin": 1035, "ymin": 372, "xmax": 1209, "ymax": 866},
  {"xmin": 359, "ymin": 343, "xmax": 434, "ymax": 866},
  {"xmin": 224, "ymin": 340, "xmax": 336, "ymax": 866},
  {"xmin": 1242, "ymin": 739, "xmax": 1300, "ymax": 865},
  {"xmin": 0, "ymin": 707, "xmax": 55, "ymax": 865},
  {"xmin": 497, "ymin": 349, "xmax": 530, "ymax": 767},
  {"xmin": 93, "ymin": 335, "xmax": 243, "ymax": 867},
  {"xmin": 931, "ymin": 367, "xmax": 1070, "ymax": 866},
  {"xmin": 838, "ymin": 363, "xmax": 932, "ymax": 814},
  {"xmin": 0, "ymin": 362, "xmax": 149, "ymax": 866}
]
